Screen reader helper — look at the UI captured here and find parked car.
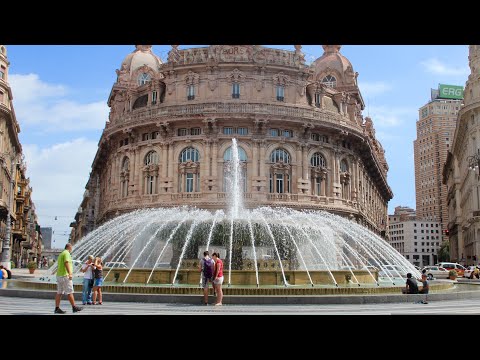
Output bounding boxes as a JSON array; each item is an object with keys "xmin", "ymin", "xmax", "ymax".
[
  {"xmin": 436, "ymin": 262, "xmax": 465, "ymax": 277},
  {"xmin": 104, "ymin": 261, "xmax": 128, "ymax": 269},
  {"xmin": 422, "ymin": 265, "xmax": 448, "ymax": 279},
  {"xmin": 378, "ymin": 265, "xmax": 408, "ymax": 278},
  {"xmin": 464, "ymin": 266, "xmax": 479, "ymax": 279}
]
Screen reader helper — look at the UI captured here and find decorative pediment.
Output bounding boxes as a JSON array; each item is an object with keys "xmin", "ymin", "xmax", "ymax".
[
  {"xmin": 271, "ymin": 162, "xmax": 291, "ymax": 171},
  {"xmin": 185, "ymin": 71, "xmax": 200, "ymax": 85},
  {"xmin": 273, "ymin": 72, "xmax": 290, "ymax": 86},
  {"xmin": 229, "ymin": 68, "xmax": 245, "ymax": 83}
]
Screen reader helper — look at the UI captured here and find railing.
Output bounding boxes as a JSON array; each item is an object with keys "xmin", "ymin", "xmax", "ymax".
[
  {"xmin": 267, "ymin": 194, "xmax": 298, "ymax": 201},
  {"xmin": 106, "ymin": 102, "xmax": 355, "ymax": 134},
  {"xmin": 217, "ymin": 192, "xmax": 252, "ymax": 199},
  {"xmin": 171, "ymin": 193, "xmax": 203, "ymax": 200}
]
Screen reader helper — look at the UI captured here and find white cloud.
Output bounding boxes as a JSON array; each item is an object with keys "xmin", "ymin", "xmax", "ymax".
[
  {"xmin": 365, "ymin": 105, "xmax": 417, "ymax": 127},
  {"xmin": 421, "ymin": 58, "xmax": 469, "ymax": 76},
  {"xmin": 23, "ymin": 138, "xmax": 98, "ymax": 248},
  {"xmin": 9, "ymin": 73, "xmax": 109, "ymax": 132},
  {"xmin": 358, "ymin": 81, "xmax": 392, "ymax": 98}
]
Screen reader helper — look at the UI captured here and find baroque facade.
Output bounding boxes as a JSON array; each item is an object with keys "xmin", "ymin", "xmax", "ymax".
[
  {"xmin": 0, "ymin": 45, "xmax": 42, "ymax": 269},
  {"xmin": 70, "ymin": 45, "xmax": 393, "ymax": 243},
  {"xmin": 444, "ymin": 45, "xmax": 480, "ymax": 264}
]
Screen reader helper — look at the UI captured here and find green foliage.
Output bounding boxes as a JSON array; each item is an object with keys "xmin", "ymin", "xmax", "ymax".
[
  {"xmin": 448, "ymin": 269, "xmax": 457, "ymax": 278},
  {"xmin": 438, "ymin": 241, "xmax": 450, "ymax": 262},
  {"xmin": 27, "ymin": 261, "xmax": 37, "ymax": 270}
]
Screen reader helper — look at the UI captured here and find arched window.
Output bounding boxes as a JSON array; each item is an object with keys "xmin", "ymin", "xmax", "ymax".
[
  {"xmin": 120, "ymin": 157, "xmax": 130, "ymax": 198},
  {"xmin": 340, "ymin": 159, "xmax": 348, "ymax": 172},
  {"xmin": 179, "ymin": 147, "xmax": 200, "ymax": 193},
  {"xmin": 310, "ymin": 153, "xmax": 328, "ymax": 196},
  {"xmin": 224, "ymin": 146, "xmax": 247, "ymax": 161},
  {"xmin": 269, "ymin": 148, "xmax": 291, "ymax": 194},
  {"xmin": 143, "ymin": 151, "xmax": 159, "ymax": 195},
  {"xmin": 144, "ymin": 151, "xmax": 159, "ymax": 165},
  {"xmin": 223, "ymin": 146, "xmax": 248, "ymax": 192},
  {"xmin": 122, "ymin": 157, "xmax": 130, "ymax": 171},
  {"xmin": 310, "ymin": 152, "xmax": 326, "ymax": 167},
  {"xmin": 138, "ymin": 73, "xmax": 151, "ymax": 86},
  {"xmin": 180, "ymin": 147, "xmax": 200, "ymax": 163},
  {"xmin": 322, "ymin": 75, "xmax": 336, "ymax": 88},
  {"xmin": 270, "ymin": 149, "xmax": 290, "ymax": 163},
  {"xmin": 133, "ymin": 94, "xmax": 148, "ymax": 109}
]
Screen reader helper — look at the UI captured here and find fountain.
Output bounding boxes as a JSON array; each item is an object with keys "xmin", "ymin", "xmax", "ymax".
[{"xmin": 43, "ymin": 138, "xmax": 422, "ymax": 293}]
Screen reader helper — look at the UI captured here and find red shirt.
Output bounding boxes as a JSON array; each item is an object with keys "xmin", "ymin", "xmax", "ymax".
[{"xmin": 215, "ymin": 259, "xmax": 224, "ymax": 278}]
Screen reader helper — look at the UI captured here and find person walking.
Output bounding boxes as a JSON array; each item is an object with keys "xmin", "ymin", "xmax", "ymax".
[
  {"xmin": 211, "ymin": 252, "xmax": 224, "ymax": 306},
  {"xmin": 54, "ymin": 243, "xmax": 83, "ymax": 314},
  {"xmin": 80, "ymin": 255, "xmax": 95, "ymax": 305},
  {"xmin": 92, "ymin": 257, "xmax": 104, "ymax": 305},
  {"xmin": 199, "ymin": 251, "xmax": 214, "ymax": 305}
]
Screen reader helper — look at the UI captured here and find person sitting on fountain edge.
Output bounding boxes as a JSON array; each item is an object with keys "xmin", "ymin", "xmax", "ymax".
[
  {"xmin": 402, "ymin": 273, "xmax": 419, "ymax": 294},
  {"xmin": 199, "ymin": 251, "xmax": 214, "ymax": 305}
]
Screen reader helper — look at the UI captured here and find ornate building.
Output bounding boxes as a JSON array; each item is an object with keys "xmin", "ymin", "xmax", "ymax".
[
  {"xmin": 444, "ymin": 45, "xmax": 480, "ymax": 264},
  {"xmin": 0, "ymin": 45, "xmax": 42, "ymax": 269},
  {"xmin": 70, "ymin": 45, "xmax": 393, "ymax": 243}
]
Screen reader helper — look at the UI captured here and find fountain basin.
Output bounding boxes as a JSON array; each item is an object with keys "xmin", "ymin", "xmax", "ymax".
[{"xmin": 103, "ymin": 268, "xmax": 378, "ymax": 286}]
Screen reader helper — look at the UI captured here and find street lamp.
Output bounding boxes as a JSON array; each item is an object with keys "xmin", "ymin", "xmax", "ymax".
[
  {"xmin": 468, "ymin": 149, "xmax": 480, "ymax": 171},
  {"xmin": 0, "ymin": 149, "xmax": 18, "ymax": 270}
]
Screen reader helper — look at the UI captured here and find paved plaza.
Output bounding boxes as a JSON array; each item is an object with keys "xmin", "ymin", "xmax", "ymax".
[{"xmin": 1, "ymin": 292, "xmax": 479, "ymax": 315}]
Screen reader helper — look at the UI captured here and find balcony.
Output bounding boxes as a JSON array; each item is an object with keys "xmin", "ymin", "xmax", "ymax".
[{"xmin": 267, "ymin": 194, "xmax": 298, "ymax": 201}]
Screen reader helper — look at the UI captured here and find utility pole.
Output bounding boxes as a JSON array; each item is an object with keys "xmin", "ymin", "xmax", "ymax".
[{"xmin": 1, "ymin": 150, "xmax": 16, "ymax": 270}]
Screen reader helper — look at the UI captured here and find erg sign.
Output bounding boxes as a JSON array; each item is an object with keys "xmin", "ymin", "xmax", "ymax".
[{"xmin": 438, "ymin": 84, "xmax": 464, "ymax": 100}]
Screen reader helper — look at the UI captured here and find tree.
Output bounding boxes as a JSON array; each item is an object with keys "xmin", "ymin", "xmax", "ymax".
[{"xmin": 438, "ymin": 241, "xmax": 450, "ymax": 262}]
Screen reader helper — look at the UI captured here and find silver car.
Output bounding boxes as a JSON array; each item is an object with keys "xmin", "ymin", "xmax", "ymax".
[{"xmin": 422, "ymin": 265, "xmax": 448, "ymax": 279}]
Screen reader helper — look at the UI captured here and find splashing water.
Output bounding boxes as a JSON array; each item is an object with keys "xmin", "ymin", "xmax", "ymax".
[{"xmin": 56, "ymin": 138, "xmax": 419, "ymax": 287}]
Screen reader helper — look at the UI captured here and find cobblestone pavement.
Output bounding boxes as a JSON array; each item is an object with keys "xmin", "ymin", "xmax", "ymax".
[{"xmin": 0, "ymin": 294, "xmax": 479, "ymax": 315}]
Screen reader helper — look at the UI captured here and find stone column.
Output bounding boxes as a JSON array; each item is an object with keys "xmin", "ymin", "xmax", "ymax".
[
  {"xmin": 302, "ymin": 145, "xmax": 308, "ymax": 180},
  {"xmin": 212, "ymin": 141, "xmax": 218, "ymax": 179},
  {"xmin": 252, "ymin": 141, "xmax": 258, "ymax": 177},
  {"xmin": 168, "ymin": 143, "xmax": 174, "ymax": 193},
  {"xmin": 161, "ymin": 144, "xmax": 168, "ymax": 178},
  {"xmin": 259, "ymin": 142, "xmax": 266, "ymax": 178}
]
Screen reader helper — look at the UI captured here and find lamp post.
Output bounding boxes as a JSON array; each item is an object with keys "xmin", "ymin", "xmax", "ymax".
[{"xmin": 1, "ymin": 150, "xmax": 17, "ymax": 270}]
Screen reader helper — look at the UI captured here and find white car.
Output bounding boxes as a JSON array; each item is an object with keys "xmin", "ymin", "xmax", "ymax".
[
  {"xmin": 464, "ymin": 266, "xmax": 479, "ymax": 279},
  {"xmin": 422, "ymin": 265, "xmax": 448, "ymax": 279},
  {"xmin": 378, "ymin": 265, "xmax": 408, "ymax": 278}
]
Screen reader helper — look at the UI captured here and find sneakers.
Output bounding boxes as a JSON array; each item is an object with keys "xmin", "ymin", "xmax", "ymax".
[
  {"xmin": 87, "ymin": 302, "xmax": 93, "ymax": 305},
  {"xmin": 72, "ymin": 306, "xmax": 83, "ymax": 313},
  {"xmin": 54, "ymin": 307, "xmax": 66, "ymax": 314}
]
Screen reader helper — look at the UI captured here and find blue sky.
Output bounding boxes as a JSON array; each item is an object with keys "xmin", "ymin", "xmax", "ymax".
[{"xmin": 4, "ymin": 45, "xmax": 470, "ymax": 248}]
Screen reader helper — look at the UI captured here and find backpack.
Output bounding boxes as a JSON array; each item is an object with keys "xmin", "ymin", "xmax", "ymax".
[{"xmin": 203, "ymin": 258, "xmax": 214, "ymax": 279}]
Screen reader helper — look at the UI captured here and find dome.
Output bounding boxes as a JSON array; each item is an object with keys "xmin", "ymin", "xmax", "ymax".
[
  {"xmin": 120, "ymin": 45, "xmax": 162, "ymax": 75},
  {"xmin": 311, "ymin": 45, "xmax": 355, "ymax": 86}
]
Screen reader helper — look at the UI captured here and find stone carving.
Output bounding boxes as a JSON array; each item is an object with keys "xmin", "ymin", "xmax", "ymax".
[
  {"xmin": 185, "ymin": 71, "xmax": 199, "ymax": 85},
  {"xmin": 273, "ymin": 72, "xmax": 290, "ymax": 86},
  {"xmin": 229, "ymin": 68, "xmax": 245, "ymax": 83},
  {"xmin": 115, "ymin": 63, "xmax": 129, "ymax": 84},
  {"xmin": 167, "ymin": 45, "xmax": 180, "ymax": 63}
]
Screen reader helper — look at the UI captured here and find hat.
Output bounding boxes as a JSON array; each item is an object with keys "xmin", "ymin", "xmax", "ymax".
[{"xmin": 87, "ymin": 255, "xmax": 94, "ymax": 260}]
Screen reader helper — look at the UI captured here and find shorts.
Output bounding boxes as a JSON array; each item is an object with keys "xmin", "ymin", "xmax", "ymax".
[
  {"xmin": 213, "ymin": 276, "xmax": 224, "ymax": 285},
  {"xmin": 94, "ymin": 278, "xmax": 104, "ymax": 287},
  {"xmin": 201, "ymin": 276, "xmax": 212, "ymax": 289},
  {"xmin": 56, "ymin": 276, "xmax": 74, "ymax": 295}
]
